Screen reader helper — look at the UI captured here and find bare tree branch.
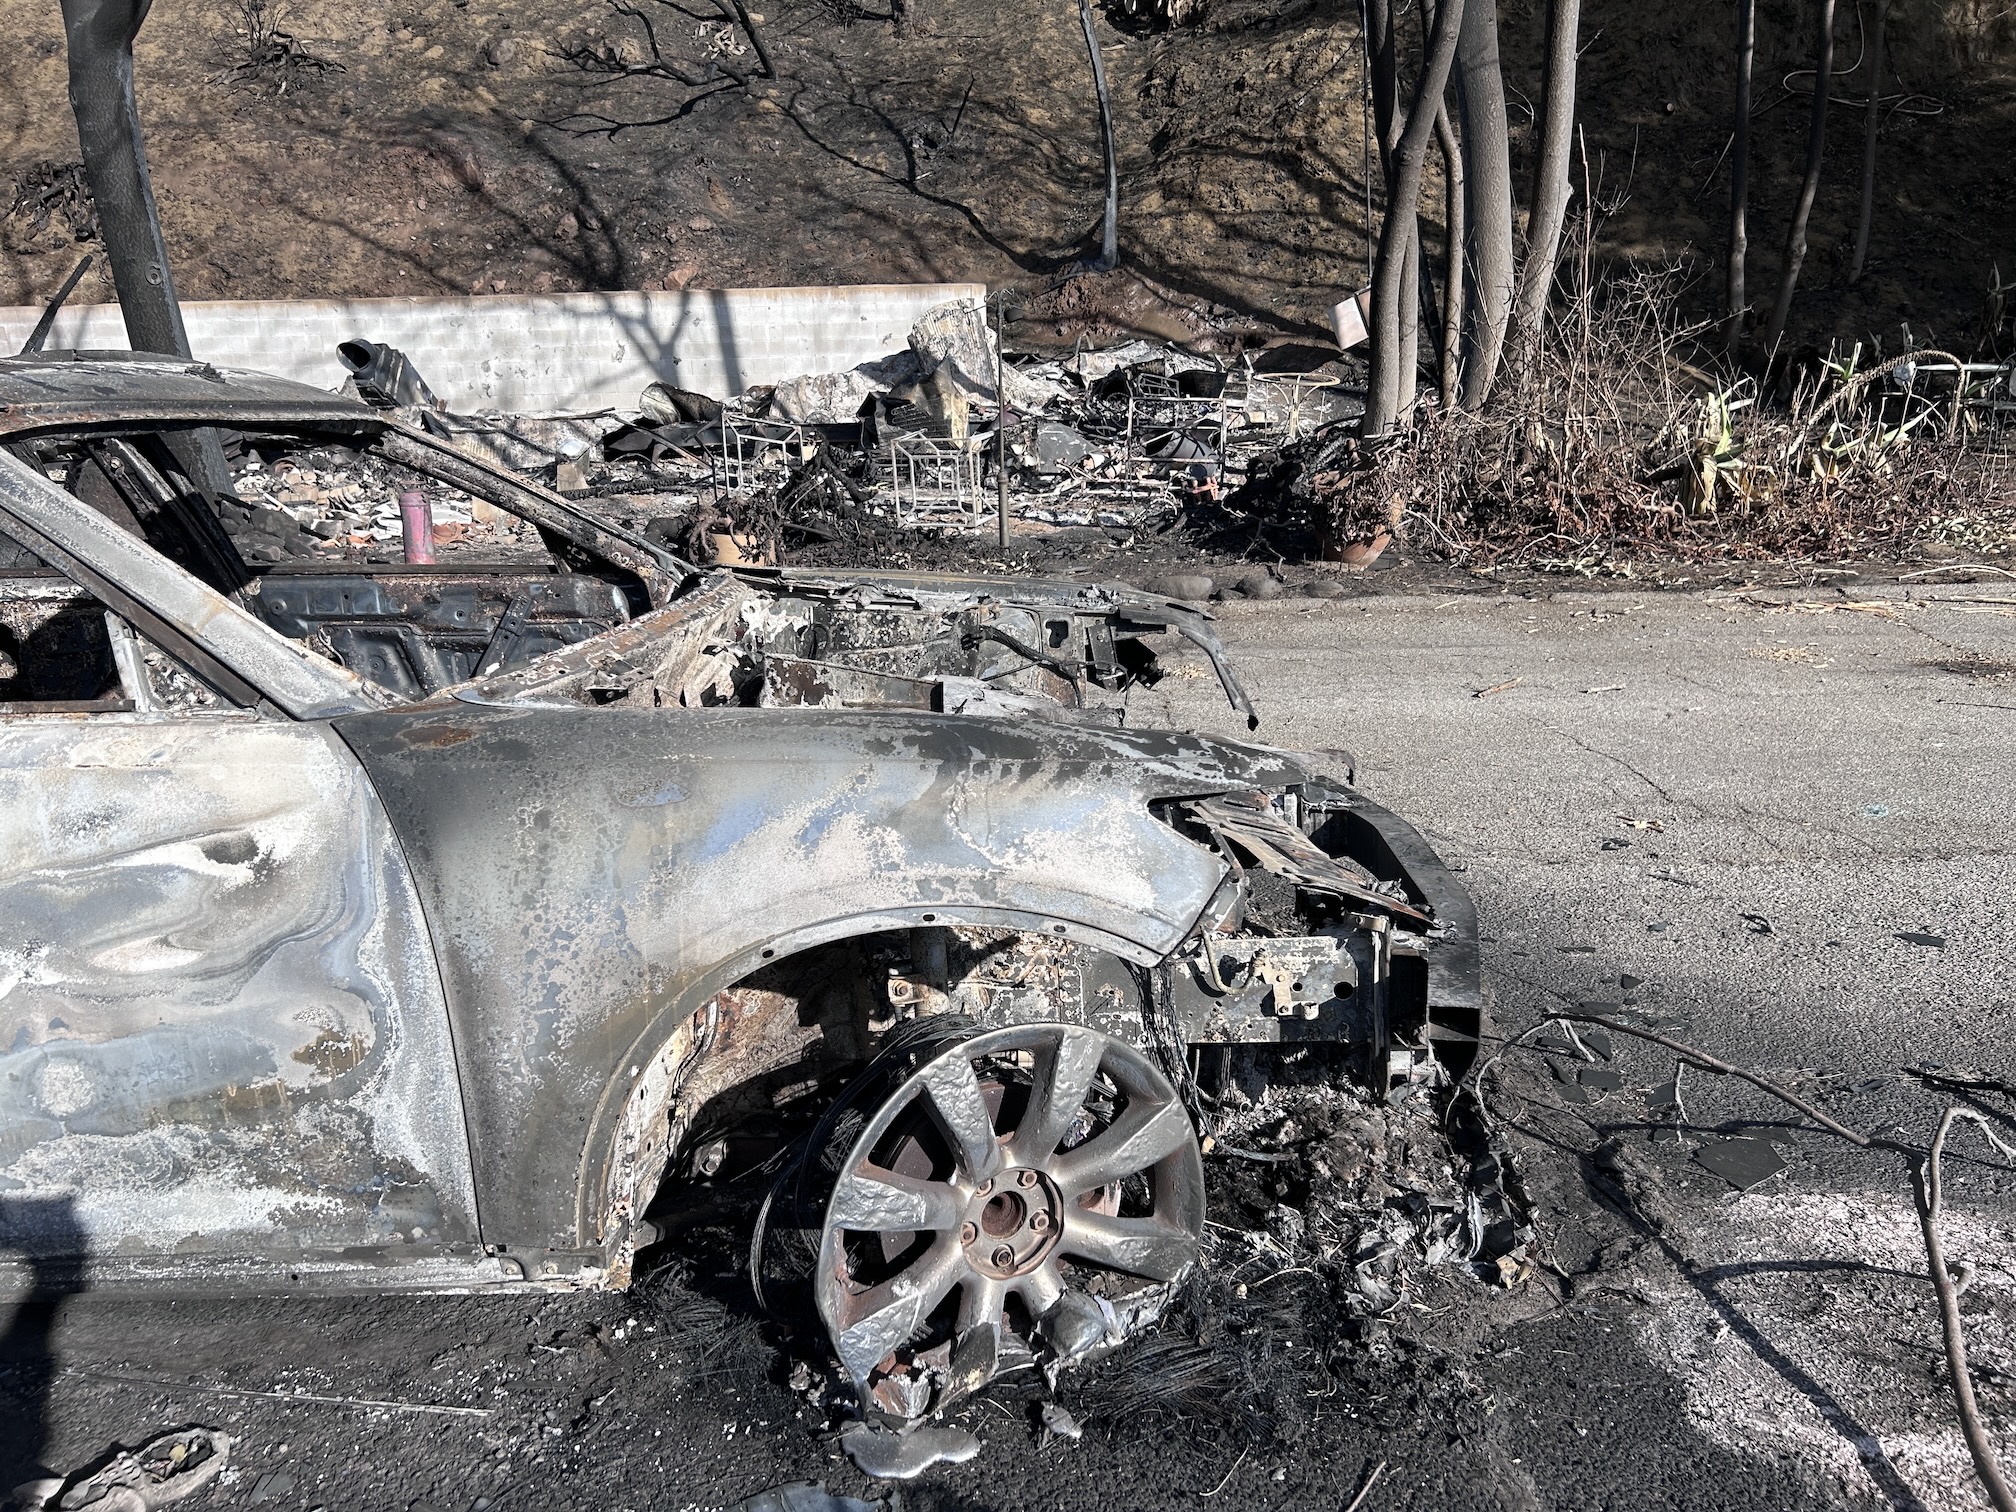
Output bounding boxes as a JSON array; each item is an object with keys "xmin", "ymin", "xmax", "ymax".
[
  {"xmin": 1367, "ymin": 0, "xmax": 1467, "ymax": 435},
  {"xmin": 1917, "ymin": 1108, "xmax": 2016, "ymax": 1512},
  {"xmin": 1435, "ymin": 100, "xmax": 1465, "ymax": 411},
  {"xmin": 1765, "ymin": 0, "xmax": 1837, "ymax": 351},
  {"xmin": 717, "ymin": 0, "xmax": 774, "ymax": 78},
  {"xmin": 1849, "ymin": 0, "xmax": 1888, "ymax": 284},
  {"xmin": 550, "ymin": 0, "xmax": 762, "ymax": 135},
  {"xmin": 1511, "ymin": 0, "xmax": 1582, "ymax": 356},
  {"xmin": 1078, "ymin": 0, "xmax": 1120, "ymax": 271}
]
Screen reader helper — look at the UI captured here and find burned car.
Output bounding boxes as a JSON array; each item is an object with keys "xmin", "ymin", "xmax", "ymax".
[{"xmin": 0, "ymin": 350, "xmax": 1477, "ymax": 1421}]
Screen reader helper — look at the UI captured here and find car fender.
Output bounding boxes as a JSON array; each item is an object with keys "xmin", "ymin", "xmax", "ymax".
[{"xmin": 335, "ymin": 705, "xmax": 1305, "ymax": 1258}]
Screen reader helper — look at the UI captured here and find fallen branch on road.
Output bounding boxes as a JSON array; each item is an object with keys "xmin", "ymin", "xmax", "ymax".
[
  {"xmin": 1471, "ymin": 1007, "xmax": 2016, "ymax": 1512},
  {"xmin": 1918, "ymin": 1106, "xmax": 2015, "ymax": 1512}
]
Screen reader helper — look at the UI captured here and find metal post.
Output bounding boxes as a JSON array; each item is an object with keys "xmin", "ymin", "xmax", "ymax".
[
  {"xmin": 994, "ymin": 294, "xmax": 1010, "ymax": 548},
  {"xmin": 399, "ymin": 490, "xmax": 436, "ymax": 564}
]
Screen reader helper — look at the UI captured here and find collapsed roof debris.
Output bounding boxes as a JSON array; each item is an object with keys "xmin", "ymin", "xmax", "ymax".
[{"xmin": 270, "ymin": 299, "xmax": 1368, "ymax": 572}]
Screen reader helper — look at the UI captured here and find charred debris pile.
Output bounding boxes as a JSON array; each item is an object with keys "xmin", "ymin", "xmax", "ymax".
[{"xmin": 240, "ymin": 301, "xmax": 1372, "ymax": 587}]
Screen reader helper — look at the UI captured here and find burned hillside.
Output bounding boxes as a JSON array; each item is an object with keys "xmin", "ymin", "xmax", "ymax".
[{"xmin": 5, "ymin": 0, "xmax": 2016, "ymax": 357}]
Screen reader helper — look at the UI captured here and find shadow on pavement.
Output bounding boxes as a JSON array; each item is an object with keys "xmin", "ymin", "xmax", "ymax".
[{"xmin": 0, "ymin": 1195, "xmax": 85, "ymax": 1488}]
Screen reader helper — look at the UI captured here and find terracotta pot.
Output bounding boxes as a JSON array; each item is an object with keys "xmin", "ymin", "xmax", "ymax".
[
  {"xmin": 1336, "ymin": 530, "xmax": 1392, "ymax": 568},
  {"xmin": 1318, "ymin": 528, "xmax": 1392, "ymax": 568}
]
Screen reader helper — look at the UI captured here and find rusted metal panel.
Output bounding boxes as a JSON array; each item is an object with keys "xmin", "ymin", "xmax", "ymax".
[
  {"xmin": 333, "ymin": 705, "xmax": 1310, "ymax": 1253},
  {"xmin": 0, "ymin": 716, "xmax": 478, "ymax": 1262}
]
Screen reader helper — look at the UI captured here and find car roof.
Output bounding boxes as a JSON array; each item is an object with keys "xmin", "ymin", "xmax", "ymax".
[{"xmin": 0, "ymin": 350, "xmax": 379, "ymax": 439}]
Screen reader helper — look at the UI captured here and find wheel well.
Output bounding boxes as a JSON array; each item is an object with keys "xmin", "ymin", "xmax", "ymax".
[{"xmin": 592, "ymin": 924, "xmax": 1154, "ymax": 1274}]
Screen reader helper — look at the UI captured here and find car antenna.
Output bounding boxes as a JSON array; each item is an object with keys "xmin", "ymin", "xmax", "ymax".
[{"xmin": 18, "ymin": 254, "xmax": 95, "ymax": 356}]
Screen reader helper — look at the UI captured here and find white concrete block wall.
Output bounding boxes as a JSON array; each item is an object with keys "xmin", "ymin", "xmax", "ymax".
[{"xmin": 0, "ymin": 283, "xmax": 986, "ymax": 415}]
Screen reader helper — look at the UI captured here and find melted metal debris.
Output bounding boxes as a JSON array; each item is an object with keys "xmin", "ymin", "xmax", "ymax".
[
  {"xmin": 1201, "ymin": 1059, "xmax": 1534, "ymax": 1308},
  {"xmin": 838, "ymin": 1421, "xmax": 983, "ymax": 1479}
]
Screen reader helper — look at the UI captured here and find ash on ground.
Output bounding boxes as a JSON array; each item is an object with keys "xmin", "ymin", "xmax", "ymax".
[{"xmin": 1025, "ymin": 1050, "xmax": 1533, "ymax": 1446}]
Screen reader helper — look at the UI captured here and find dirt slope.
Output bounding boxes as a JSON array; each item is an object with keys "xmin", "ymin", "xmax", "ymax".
[{"xmin": 2, "ymin": 0, "xmax": 2014, "ymax": 355}]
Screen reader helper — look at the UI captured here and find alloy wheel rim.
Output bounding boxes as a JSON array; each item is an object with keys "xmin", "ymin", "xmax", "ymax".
[{"xmin": 814, "ymin": 1022, "xmax": 1205, "ymax": 1400}]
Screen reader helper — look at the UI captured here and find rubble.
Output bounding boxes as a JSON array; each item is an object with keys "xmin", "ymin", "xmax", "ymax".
[
  {"xmin": 770, "ymin": 352, "xmax": 922, "ymax": 425},
  {"xmin": 905, "ymin": 300, "xmax": 1060, "ymax": 412},
  {"xmin": 247, "ymin": 301, "xmax": 1367, "ymax": 579},
  {"xmin": 1200, "ymin": 1059, "xmax": 1534, "ymax": 1317},
  {"xmin": 12, "ymin": 1428, "xmax": 231, "ymax": 1512}
]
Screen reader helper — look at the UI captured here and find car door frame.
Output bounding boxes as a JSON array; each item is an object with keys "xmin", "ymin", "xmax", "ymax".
[{"xmin": 0, "ymin": 448, "xmax": 504, "ymax": 1291}]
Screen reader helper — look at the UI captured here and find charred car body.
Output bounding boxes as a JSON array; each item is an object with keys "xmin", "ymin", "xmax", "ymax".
[{"xmin": 0, "ymin": 351, "xmax": 1477, "ymax": 1412}]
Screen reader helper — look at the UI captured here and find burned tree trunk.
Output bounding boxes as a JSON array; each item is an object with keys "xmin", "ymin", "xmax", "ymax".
[
  {"xmin": 1367, "ymin": 0, "xmax": 1399, "ymax": 176},
  {"xmin": 1765, "ymin": 0, "xmax": 1837, "ymax": 351},
  {"xmin": 1078, "ymin": 0, "xmax": 1120, "ymax": 270},
  {"xmin": 1726, "ymin": 0, "xmax": 1755, "ymax": 349},
  {"xmin": 1397, "ymin": 224, "xmax": 1422, "ymax": 417},
  {"xmin": 1511, "ymin": 0, "xmax": 1581, "ymax": 355},
  {"xmin": 58, "ymin": 0, "xmax": 231, "ymax": 498},
  {"xmin": 1367, "ymin": 0, "xmax": 1467, "ymax": 436},
  {"xmin": 1435, "ymin": 101, "xmax": 1465, "ymax": 410},
  {"xmin": 1849, "ymin": 0, "xmax": 1888, "ymax": 284},
  {"xmin": 1454, "ymin": 0, "xmax": 1514, "ymax": 411}
]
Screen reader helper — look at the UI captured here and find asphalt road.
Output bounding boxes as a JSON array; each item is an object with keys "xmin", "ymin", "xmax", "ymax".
[{"xmin": 6, "ymin": 582, "xmax": 2014, "ymax": 1512}]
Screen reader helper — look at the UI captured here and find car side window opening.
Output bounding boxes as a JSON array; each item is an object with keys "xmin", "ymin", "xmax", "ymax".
[
  {"xmin": 0, "ymin": 445, "xmax": 229, "ymax": 714},
  {"xmin": 0, "ymin": 584, "xmax": 120, "ymax": 708},
  {"xmin": 11, "ymin": 425, "xmax": 645, "ymax": 702},
  {"xmin": 0, "ymin": 577, "xmax": 225, "ymax": 716},
  {"xmin": 221, "ymin": 431, "xmax": 639, "ymax": 699},
  {"xmin": 0, "ymin": 548, "xmax": 226, "ymax": 719}
]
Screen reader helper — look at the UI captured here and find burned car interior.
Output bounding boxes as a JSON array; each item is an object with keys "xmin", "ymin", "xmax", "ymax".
[
  {"xmin": 0, "ymin": 357, "xmax": 1253, "ymax": 723},
  {"xmin": 1, "ymin": 410, "xmax": 658, "ymax": 706},
  {"xmin": 0, "ymin": 350, "xmax": 1478, "ymax": 1446}
]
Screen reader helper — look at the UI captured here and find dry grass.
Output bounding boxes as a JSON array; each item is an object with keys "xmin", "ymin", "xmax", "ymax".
[{"xmin": 1289, "ymin": 258, "xmax": 2016, "ymax": 572}]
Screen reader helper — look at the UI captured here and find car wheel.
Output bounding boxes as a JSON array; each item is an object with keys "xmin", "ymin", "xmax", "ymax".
[{"xmin": 810, "ymin": 1022, "xmax": 1205, "ymax": 1419}]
